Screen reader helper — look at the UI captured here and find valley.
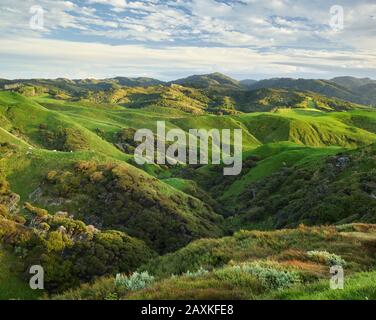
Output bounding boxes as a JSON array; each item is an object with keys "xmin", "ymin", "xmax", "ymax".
[{"xmin": 0, "ymin": 73, "xmax": 375, "ymax": 300}]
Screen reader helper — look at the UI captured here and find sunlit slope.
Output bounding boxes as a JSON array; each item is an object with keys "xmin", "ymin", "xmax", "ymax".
[
  {"xmin": 0, "ymin": 92, "xmax": 130, "ymax": 160},
  {"xmin": 32, "ymin": 97, "xmax": 376, "ymax": 151},
  {"xmin": 0, "ymin": 143, "xmax": 223, "ymax": 254},
  {"xmin": 235, "ymin": 109, "xmax": 376, "ymax": 148},
  {"xmin": 220, "ymin": 142, "xmax": 343, "ymax": 204}
]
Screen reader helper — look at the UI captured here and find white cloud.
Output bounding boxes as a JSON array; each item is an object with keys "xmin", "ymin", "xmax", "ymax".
[
  {"xmin": 0, "ymin": 0, "xmax": 376, "ymax": 78},
  {"xmin": 0, "ymin": 37, "xmax": 375, "ymax": 79}
]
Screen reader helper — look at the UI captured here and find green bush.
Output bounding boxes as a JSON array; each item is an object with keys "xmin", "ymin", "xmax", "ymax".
[
  {"xmin": 307, "ymin": 250, "xmax": 346, "ymax": 267},
  {"xmin": 239, "ymin": 262, "xmax": 300, "ymax": 290},
  {"xmin": 183, "ymin": 267, "xmax": 209, "ymax": 278},
  {"xmin": 115, "ymin": 271, "xmax": 155, "ymax": 291}
]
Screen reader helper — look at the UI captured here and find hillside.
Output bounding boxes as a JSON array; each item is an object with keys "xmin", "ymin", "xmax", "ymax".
[
  {"xmin": 0, "ymin": 76, "xmax": 376, "ymax": 300},
  {"xmin": 54, "ymin": 223, "xmax": 376, "ymax": 300},
  {"xmin": 171, "ymin": 72, "xmax": 243, "ymax": 91},
  {"xmin": 221, "ymin": 143, "xmax": 376, "ymax": 230},
  {"xmin": 247, "ymin": 77, "xmax": 376, "ymax": 106},
  {"xmin": 2, "ymin": 73, "xmax": 375, "ymax": 114}
]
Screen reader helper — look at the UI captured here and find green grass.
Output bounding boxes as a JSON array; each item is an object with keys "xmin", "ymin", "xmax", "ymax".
[
  {"xmin": 0, "ymin": 247, "xmax": 42, "ymax": 300},
  {"xmin": 235, "ymin": 109, "xmax": 376, "ymax": 147},
  {"xmin": 269, "ymin": 271, "xmax": 376, "ymax": 300},
  {"xmin": 220, "ymin": 142, "xmax": 342, "ymax": 203}
]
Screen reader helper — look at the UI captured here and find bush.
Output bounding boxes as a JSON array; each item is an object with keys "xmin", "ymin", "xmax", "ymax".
[
  {"xmin": 307, "ymin": 250, "xmax": 346, "ymax": 267},
  {"xmin": 183, "ymin": 267, "xmax": 209, "ymax": 278},
  {"xmin": 0, "ymin": 179, "xmax": 9, "ymax": 195},
  {"xmin": 115, "ymin": 271, "xmax": 155, "ymax": 291},
  {"xmin": 24, "ymin": 202, "xmax": 48, "ymax": 218},
  {"xmin": 239, "ymin": 262, "xmax": 300, "ymax": 290},
  {"xmin": 0, "ymin": 205, "xmax": 9, "ymax": 218}
]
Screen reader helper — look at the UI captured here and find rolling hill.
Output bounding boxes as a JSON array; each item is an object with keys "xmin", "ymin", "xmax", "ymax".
[
  {"xmin": 54, "ymin": 223, "xmax": 376, "ymax": 300},
  {"xmin": 0, "ymin": 75, "xmax": 375, "ymax": 300}
]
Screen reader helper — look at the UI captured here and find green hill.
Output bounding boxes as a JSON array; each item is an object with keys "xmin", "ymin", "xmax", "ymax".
[
  {"xmin": 236, "ymin": 88, "xmax": 367, "ymax": 112},
  {"xmin": 0, "ymin": 76, "xmax": 376, "ymax": 300},
  {"xmin": 54, "ymin": 223, "xmax": 376, "ymax": 300},
  {"xmin": 223, "ymin": 143, "xmax": 376, "ymax": 230},
  {"xmin": 171, "ymin": 72, "xmax": 243, "ymax": 91}
]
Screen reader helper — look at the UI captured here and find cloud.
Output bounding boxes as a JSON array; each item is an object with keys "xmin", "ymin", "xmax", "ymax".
[
  {"xmin": 0, "ymin": 0, "xmax": 375, "ymax": 78},
  {"xmin": 0, "ymin": 37, "xmax": 375, "ymax": 80}
]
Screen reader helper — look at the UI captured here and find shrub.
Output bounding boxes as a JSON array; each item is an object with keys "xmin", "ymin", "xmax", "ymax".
[
  {"xmin": 214, "ymin": 266, "xmax": 263, "ymax": 290},
  {"xmin": 0, "ymin": 178, "xmax": 9, "ymax": 195},
  {"xmin": 183, "ymin": 267, "xmax": 209, "ymax": 278},
  {"xmin": 306, "ymin": 250, "xmax": 346, "ymax": 267},
  {"xmin": 47, "ymin": 171, "xmax": 58, "ymax": 181},
  {"xmin": 105, "ymin": 292, "xmax": 119, "ymax": 300},
  {"xmin": 239, "ymin": 262, "xmax": 300, "ymax": 290},
  {"xmin": 0, "ymin": 205, "xmax": 9, "ymax": 218},
  {"xmin": 24, "ymin": 202, "xmax": 48, "ymax": 218},
  {"xmin": 90, "ymin": 171, "xmax": 105, "ymax": 183},
  {"xmin": 115, "ymin": 271, "xmax": 155, "ymax": 291}
]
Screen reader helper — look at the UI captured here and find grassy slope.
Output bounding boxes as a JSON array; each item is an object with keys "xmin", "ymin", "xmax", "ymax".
[
  {"xmin": 0, "ymin": 247, "xmax": 42, "ymax": 300},
  {"xmin": 269, "ymin": 271, "xmax": 376, "ymax": 300},
  {"xmin": 0, "ymin": 92, "xmax": 130, "ymax": 159},
  {"xmin": 54, "ymin": 223, "xmax": 376, "ymax": 300},
  {"xmin": 1, "ymin": 90, "xmax": 376, "ymax": 299},
  {"xmin": 220, "ymin": 142, "xmax": 343, "ymax": 203},
  {"xmin": 0, "ymin": 93, "xmax": 223, "ymax": 254}
]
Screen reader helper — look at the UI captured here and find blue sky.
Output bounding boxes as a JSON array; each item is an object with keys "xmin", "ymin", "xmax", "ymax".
[{"xmin": 0, "ymin": 0, "xmax": 375, "ymax": 80}]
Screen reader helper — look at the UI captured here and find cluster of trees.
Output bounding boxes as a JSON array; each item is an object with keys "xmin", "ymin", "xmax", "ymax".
[
  {"xmin": 38, "ymin": 125, "xmax": 89, "ymax": 151},
  {"xmin": 0, "ymin": 190, "xmax": 156, "ymax": 292}
]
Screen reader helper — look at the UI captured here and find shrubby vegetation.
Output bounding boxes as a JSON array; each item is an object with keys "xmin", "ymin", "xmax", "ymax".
[
  {"xmin": 306, "ymin": 250, "xmax": 346, "ymax": 267},
  {"xmin": 54, "ymin": 223, "xmax": 376, "ymax": 300},
  {"xmin": 231, "ymin": 262, "xmax": 300, "ymax": 290},
  {"xmin": 0, "ymin": 181, "xmax": 156, "ymax": 293},
  {"xmin": 38, "ymin": 125, "xmax": 90, "ymax": 151},
  {"xmin": 225, "ymin": 144, "xmax": 376, "ymax": 230},
  {"xmin": 40, "ymin": 161, "xmax": 223, "ymax": 253},
  {"xmin": 115, "ymin": 271, "xmax": 155, "ymax": 291}
]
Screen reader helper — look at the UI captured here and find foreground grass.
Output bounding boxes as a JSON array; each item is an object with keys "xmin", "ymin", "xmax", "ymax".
[
  {"xmin": 54, "ymin": 224, "xmax": 376, "ymax": 300},
  {"xmin": 268, "ymin": 271, "xmax": 376, "ymax": 300},
  {"xmin": 0, "ymin": 248, "xmax": 42, "ymax": 300}
]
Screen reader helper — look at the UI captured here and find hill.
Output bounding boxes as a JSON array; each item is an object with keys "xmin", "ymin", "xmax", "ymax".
[
  {"xmin": 54, "ymin": 223, "xmax": 376, "ymax": 300},
  {"xmin": 247, "ymin": 78, "xmax": 363, "ymax": 103},
  {"xmin": 222, "ymin": 143, "xmax": 376, "ymax": 230},
  {"xmin": 171, "ymin": 72, "xmax": 243, "ymax": 91},
  {"xmin": 1, "ymin": 76, "xmax": 376, "ymax": 300},
  {"xmin": 331, "ymin": 76, "xmax": 376, "ymax": 90},
  {"xmin": 235, "ymin": 88, "xmax": 367, "ymax": 112}
]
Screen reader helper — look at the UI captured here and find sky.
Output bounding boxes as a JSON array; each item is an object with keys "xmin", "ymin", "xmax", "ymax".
[{"xmin": 0, "ymin": 0, "xmax": 376, "ymax": 80}]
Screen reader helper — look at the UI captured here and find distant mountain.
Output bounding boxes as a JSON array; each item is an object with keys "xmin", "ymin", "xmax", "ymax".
[
  {"xmin": 170, "ymin": 72, "xmax": 243, "ymax": 90},
  {"xmin": 247, "ymin": 77, "xmax": 376, "ymax": 106},
  {"xmin": 331, "ymin": 76, "xmax": 376, "ymax": 90},
  {"xmin": 0, "ymin": 77, "xmax": 164, "ymax": 95},
  {"xmin": 247, "ymin": 78, "xmax": 358, "ymax": 101},
  {"xmin": 2, "ymin": 73, "xmax": 376, "ymax": 107},
  {"xmin": 109, "ymin": 77, "xmax": 165, "ymax": 87},
  {"xmin": 235, "ymin": 88, "xmax": 366, "ymax": 112},
  {"xmin": 239, "ymin": 79, "xmax": 258, "ymax": 88}
]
